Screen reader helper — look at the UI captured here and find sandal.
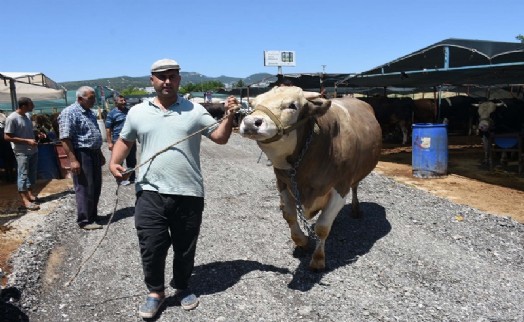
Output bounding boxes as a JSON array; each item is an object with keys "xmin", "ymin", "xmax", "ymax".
[
  {"xmin": 20, "ymin": 202, "xmax": 40, "ymax": 211},
  {"xmin": 175, "ymin": 289, "xmax": 199, "ymax": 310},
  {"xmin": 138, "ymin": 296, "xmax": 165, "ymax": 318}
]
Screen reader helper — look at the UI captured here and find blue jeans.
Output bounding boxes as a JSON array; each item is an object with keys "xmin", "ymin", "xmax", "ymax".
[{"xmin": 15, "ymin": 152, "xmax": 38, "ymax": 192}]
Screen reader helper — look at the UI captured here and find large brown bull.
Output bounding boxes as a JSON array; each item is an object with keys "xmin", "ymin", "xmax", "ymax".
[{"xmin": 239, "ymin": 86, "xmax": 382, "ymax": 270}]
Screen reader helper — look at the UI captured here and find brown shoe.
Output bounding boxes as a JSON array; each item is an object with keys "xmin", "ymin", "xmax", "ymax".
[{"xmin": 81, "ymin": 223, "xmax": 103, "ymax": 230}]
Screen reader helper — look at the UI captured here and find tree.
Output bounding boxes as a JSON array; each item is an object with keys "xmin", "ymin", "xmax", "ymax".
[
  {"xmin": 516, "ymin": 34, "xmax": 524, "ymax": 43},
  {"xmin": 121, "ymin": 87, "xmax": 148, "ymax": 96},
  {"xmin": 235, "ymin": 79, "xmax": 245, "ymax": 88},
  {"xmin": 180, "ymin": 81, "xmax": 225, "ymax": 94}
]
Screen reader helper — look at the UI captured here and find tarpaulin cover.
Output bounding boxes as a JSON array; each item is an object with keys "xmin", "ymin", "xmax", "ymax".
[{"xmin": 0, "ymin": 72, "xmax": 66, "ymax": 103}]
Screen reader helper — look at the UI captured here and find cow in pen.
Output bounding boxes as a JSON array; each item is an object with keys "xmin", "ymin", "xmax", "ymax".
[{"xmin": 239, "ymin": 86, "xmax": 382, "ymax": 270}]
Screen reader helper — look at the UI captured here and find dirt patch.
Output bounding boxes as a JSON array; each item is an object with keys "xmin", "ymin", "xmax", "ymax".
[
  {"xmin": 42, "ymin": 245, "xmax": 66, "ymax": 289},
  {"xmin": 377, "ymin": 135, "xmax": 524, "ymax": 223},
  {"xmin": 0, "ymin": 178, "xmax": 73, "ymax": 286}
]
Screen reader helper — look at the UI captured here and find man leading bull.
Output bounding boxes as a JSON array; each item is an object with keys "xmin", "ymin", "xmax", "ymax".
[{"xmin": 109, "ymin": 58, "xmax": 237, "ymax": 318}]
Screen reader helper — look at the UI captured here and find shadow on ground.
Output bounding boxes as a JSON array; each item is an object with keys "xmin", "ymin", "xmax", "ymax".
[{"xmin": 287, "ymin": 202, "xmax": 390, "ymax": 291}]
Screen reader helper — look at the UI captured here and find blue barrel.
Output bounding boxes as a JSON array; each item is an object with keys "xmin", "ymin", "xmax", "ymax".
[
  {"xmin": 412, "ymin": 123, "xmax": 448, "ymax": 178},
  {"xmin": 37, "ymin": 144, "xmax": 60, "ymax": 179}
]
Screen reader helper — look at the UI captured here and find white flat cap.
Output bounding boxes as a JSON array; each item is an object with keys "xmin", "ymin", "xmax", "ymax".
[{"xmin": 151, "ymin": 58, "xmax": 180, "ymax": 73}]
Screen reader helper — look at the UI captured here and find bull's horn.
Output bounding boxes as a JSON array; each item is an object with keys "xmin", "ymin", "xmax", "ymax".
[{"xmin": 303, "ymin": 91, "xmax": 322, "ymax": 100}]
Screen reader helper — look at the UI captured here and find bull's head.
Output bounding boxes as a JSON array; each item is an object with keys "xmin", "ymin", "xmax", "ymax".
[
  {"xmin": 473, "ymin": 101, "xmax": 505, "ymax": 133},
  {"xmin": 239, "ymin": 86, "xmax": 330, "ymax": 144}
]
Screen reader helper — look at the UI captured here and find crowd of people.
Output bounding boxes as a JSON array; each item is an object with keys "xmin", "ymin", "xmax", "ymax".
[{"xmin": 2, "ymin": 58, "xmax": 238, "ymax": 318}]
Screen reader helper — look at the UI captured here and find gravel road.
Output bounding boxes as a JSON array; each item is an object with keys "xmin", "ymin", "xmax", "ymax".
[{"xmin": 3, "ymin": 133, "xmax": 524, "ymax": 322}]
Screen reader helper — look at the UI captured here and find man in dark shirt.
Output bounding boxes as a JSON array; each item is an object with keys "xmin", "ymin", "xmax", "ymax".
[{"xmin": 105, "ymin": 95, "xmax": 136, "ymax": 185}]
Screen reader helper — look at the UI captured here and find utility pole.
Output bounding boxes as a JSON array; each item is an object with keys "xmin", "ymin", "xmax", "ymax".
[{"xmin": 320, "ymin": 65, "xmax": 327, "ymax": 97}]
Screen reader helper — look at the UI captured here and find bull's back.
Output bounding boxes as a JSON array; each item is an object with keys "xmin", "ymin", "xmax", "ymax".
[
  {"xmin": 330, "ymin": 97, "xmax": 382, "ymax": 172},
  {"xmin": 303, "ymin": 97, "xmax": 381, "ymax": 194}
]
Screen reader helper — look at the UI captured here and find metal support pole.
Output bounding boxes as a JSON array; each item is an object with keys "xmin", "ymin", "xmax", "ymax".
[
  {"xmin": 9, "ymin": 79, "xmax": 17, "ymax": 111},
  {"xmin": 443, "ymin": 46, "xmax": 450, "ymax": 70},
  {"xmin": 437, "ymin": 86, "xmax": 443, "ymax": 121}
]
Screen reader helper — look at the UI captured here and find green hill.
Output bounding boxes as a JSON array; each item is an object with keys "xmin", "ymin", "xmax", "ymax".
[{"xmin": 59, "ymin": 72, "xmax": 274, "ymax": 91}]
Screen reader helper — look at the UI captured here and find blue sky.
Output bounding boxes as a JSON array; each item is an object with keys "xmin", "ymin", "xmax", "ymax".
[{"xmin": 3, "ymin": 0, "xmax": 523, "ymax": 82}]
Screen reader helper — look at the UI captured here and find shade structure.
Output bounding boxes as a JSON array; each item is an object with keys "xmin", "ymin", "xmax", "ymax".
[
  {"xmin": 339, "ymin": 38, "xmax": 524, "ymax": 89},
  {"xmin": 0, "ymin": 72, "xmax": 66, "ymax": 110}
]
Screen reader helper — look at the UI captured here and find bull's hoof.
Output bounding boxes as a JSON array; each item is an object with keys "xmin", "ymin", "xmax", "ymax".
[
  {"xmin": 309, "ymin": 259, "xmax": 326, "ymax": 271},
  {"xmin": 292, "ymin": 237, "xmax": 313, "ymax": 258},
  {"xmin": 291, "ymin": 235, "xmax": 309, "ymax": 248},
  {"xmin": 309, "ymin": 251, "xmax": 326, "ymax": 271},
  {"xmin": 292, "ymin": 246, "xmax": 309, "ymax": 258}
]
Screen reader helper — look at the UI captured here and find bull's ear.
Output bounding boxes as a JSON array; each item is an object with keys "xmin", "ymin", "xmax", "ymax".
[{"xmin": 305, "ymin": 98, "xmax": 331, "ymax": 117}]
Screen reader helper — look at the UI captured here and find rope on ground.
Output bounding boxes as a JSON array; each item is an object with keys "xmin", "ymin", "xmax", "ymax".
[{"xmin": 64, "ymin": 184, "xmax": 122, "ymax": 287}]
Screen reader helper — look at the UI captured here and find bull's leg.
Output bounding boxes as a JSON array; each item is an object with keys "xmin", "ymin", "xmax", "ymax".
[
  {"xmin": 280, "ymin": 189, "xmax": 308, "ymax": 248},
  {"xmin": 500, "ymin": 151, "xmax": 508, "ymax": 167},
  {"xmin": 481, "ymin": 135, "xmax": 490, "ymax": 166},
  {"xmin": 399, "ymin": 121, "xmax": 409, "ymax": 145},
  {"xmin": 350, "ymin": 184, "xmax": 361, "ymax": 218},
  {"xmin": 310, "ymin": 189, "xmax": 346, "ymax": 271}
]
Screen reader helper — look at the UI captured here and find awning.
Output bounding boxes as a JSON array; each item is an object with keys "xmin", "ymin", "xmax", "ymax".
[
  {"xmin": 0, "ymin": 72, "xmax": 66, "ymax": 110},
  {"xmin": 339, "ymin": 38, "xmax": 524, "ymax": 89}
]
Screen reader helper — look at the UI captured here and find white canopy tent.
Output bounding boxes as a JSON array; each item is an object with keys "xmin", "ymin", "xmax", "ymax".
[{"xmin": 0, "ymin": 72, "xmax": 66, "ymax": 110}]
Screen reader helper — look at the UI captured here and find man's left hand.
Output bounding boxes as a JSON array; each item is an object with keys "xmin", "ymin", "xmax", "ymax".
[{"xmin": 224, "ymin": 96, "xmax": 240, "ymax": 116}]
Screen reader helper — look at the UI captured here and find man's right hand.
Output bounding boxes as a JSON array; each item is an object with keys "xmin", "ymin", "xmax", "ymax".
[
  {"xmin": 108, "ymin": 142, "xmax": 113, "ymax": 151},
  {"xmin": 109, "ymin": 163, "xmax": 131, "ymax": 180},
  {"xmin": 70, "ymin": 160, "xmax": 81, "ymax": 175}
]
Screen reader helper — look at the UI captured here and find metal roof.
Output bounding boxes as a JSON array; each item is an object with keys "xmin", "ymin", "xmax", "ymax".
[
  {"xmin": 258, "ymin": 39, "xmax": 524, "ymax": 93},
  {"xmin": 340, "ymin": 38, "xmax": 524, "ymax": 89}
]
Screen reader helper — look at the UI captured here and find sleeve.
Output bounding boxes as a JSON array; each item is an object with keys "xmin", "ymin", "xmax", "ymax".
[
  {"xmin": 105, "ymin": 110, "xmax": 113, "ymax": 129},
  {"xmin": 4, "ymin": 116, "xmax": 15, "ymax": 134},
  {"xmin": 119, "ymin": 110, "xmax": 136, "ymax": 142},
  {"xmin": 58, "ymin": 110, "xmax": 72, "ymax": 139}
]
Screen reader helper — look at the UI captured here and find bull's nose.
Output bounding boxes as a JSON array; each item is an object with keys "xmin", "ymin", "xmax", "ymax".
[
  {"xmin": 243, "ymin": 116, "xmax": 263, "ymax": 128},
  {"xmin": 254, "ymin": 118, "xmax": 263, "ymax": 127}
]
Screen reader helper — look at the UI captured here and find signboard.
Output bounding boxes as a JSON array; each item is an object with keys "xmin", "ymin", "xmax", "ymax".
[{"xmin": 264, "ymin": 50, "xmax": 296, "ymax": 67}]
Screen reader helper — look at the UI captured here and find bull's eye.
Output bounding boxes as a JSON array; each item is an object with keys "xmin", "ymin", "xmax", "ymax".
[{"xmin": 287, "ymin": 103, "xmax": 297, "ymax": 110}]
